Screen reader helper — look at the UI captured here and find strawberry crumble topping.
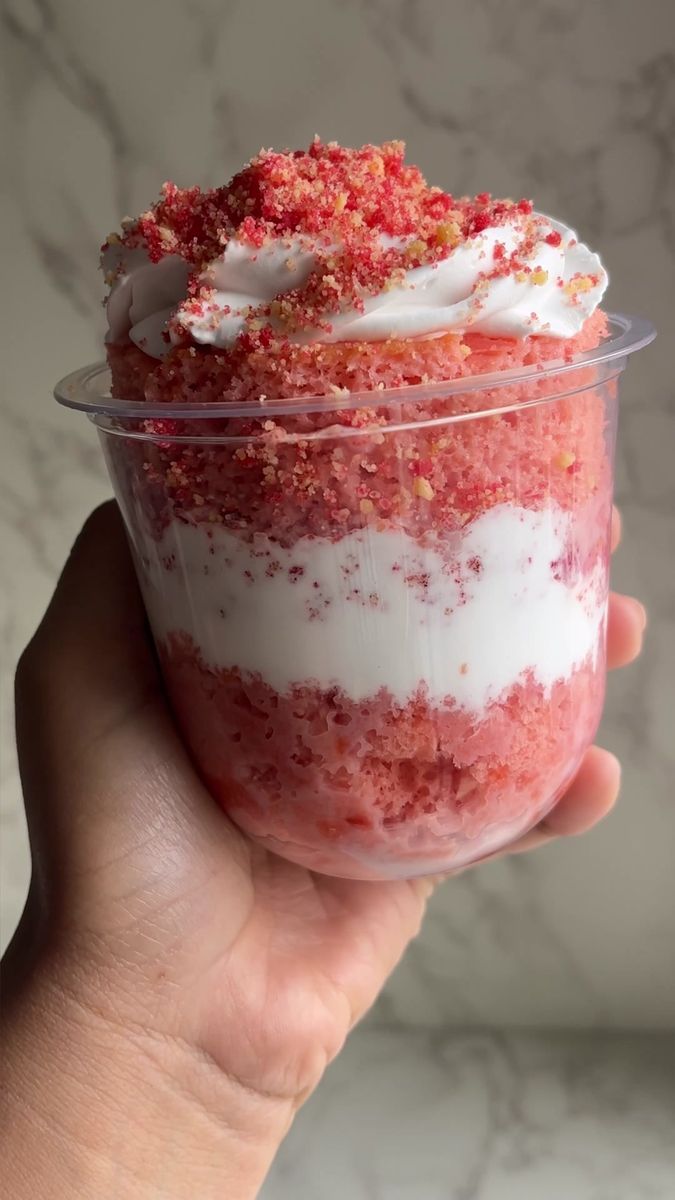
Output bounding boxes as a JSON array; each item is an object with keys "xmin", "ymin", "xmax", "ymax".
[{"xmin": 103, "ymin": 139, "xmax": 596, "ymax": 347}]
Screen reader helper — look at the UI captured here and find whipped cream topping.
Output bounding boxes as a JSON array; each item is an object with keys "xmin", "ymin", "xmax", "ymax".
[{"xmin": 104, "ymin": 214, "xmax": 607, "ymax": 359}]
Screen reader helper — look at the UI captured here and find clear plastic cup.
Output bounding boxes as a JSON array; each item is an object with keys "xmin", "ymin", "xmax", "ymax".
[{"xmin": 56, "ymin": 314, "xmax": 654, "ymax": 880}]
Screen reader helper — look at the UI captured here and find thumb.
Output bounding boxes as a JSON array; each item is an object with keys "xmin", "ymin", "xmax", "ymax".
[
  {"xmin": 16, "ymin": 502, "xmax": 247, "ymax": 907},
  {"xmin": 18, "ymin": 500, "xmax": 159, "ymax": 758},
  {"xmin": 14, "ymin": 502, "xmax": 184, "ymax": 886},
  {"xmin": 14, "ymin": 502, "xmax": 250, "ymax": 978}
]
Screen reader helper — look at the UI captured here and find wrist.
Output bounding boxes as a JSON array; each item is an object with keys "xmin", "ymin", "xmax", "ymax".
[{"xmin": 1, "ymin": 948, "xmax": 292, "ymax": 1200}]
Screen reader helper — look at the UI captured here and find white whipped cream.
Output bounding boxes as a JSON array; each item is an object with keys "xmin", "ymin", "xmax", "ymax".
[
  {"xmin": 104, "ymin": 215, "xmax": 607, "ymax": 358},
  {"xmin": 130, "ymin": 505, "xmax": 606, "ymax": 711}
]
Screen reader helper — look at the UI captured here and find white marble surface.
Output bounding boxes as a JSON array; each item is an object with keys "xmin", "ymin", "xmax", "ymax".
[
  {"xmin": 262, "ymin": 1026, "xmax": 675, "ymax": 1199},
  {"xmin": 2, "ymin": 0, "xmax": 675, "ymax": 1033}
]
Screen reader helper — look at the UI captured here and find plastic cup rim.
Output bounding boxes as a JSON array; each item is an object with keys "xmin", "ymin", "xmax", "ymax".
[{"xmin": 53, "ymin": 311, "xmax": 655, "ymax": 427}]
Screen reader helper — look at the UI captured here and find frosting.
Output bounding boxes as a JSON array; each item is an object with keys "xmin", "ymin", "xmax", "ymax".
[
  {"xmin": 103, "ymin": 142, "xmax": 608, "ymax": 357},
  {"xmin": 133, "ymin": 504, "xmax": 606, "ymax": 711},
  {"xmin": 104, "ymin": 214, "xmax": 607, "ymax": 358}
]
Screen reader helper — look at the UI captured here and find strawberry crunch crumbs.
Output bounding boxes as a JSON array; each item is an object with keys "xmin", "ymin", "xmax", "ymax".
[{"xmin": 102, "ymin": 139, "xmax": 596, "ymax": 344}]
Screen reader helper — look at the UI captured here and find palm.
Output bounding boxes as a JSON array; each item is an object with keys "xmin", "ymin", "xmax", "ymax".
[
  {"xmin": 20, "ymin": 650, "xmax": 428, "ymax": 1100},
  {"xmin": 117, "ymin": 698, "xmax": 429, "ymax": 1099},
  {"xmin": 205, "ymin": 846, "xmax": 428, "ymax": 1097}
]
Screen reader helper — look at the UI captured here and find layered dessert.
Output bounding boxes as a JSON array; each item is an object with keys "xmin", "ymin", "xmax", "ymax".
[{"xmin": 100, "ymin": 140, "xmax": 612, "ymax": 878}]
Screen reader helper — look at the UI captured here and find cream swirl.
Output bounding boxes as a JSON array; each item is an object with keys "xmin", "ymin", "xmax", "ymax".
[{"xmin": 104, "ymin": 214, "xmax": 607, "ymax": 358}]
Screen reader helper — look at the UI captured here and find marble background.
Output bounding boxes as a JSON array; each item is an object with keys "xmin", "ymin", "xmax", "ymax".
[
  {"xmin": 2, "ymin": 0, "xmax": 675, "ymax": 1040},
  {"xmin": 260, "ymin": 1029, "xmax": 675, "ymax": 1199}
]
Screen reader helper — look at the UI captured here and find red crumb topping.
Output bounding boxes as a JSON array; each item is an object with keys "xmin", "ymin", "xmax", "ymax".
[{"xmin": 102, "ymin": 140, "xmax": 544, "ymax": 341}]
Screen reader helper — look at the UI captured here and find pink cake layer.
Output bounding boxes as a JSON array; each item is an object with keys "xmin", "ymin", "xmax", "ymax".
[
  {"xmin": 106, "ymin": 311, "xmax": 611, "ymax": 547},
  {"xmin": 158, "ymin": 632, "xmax": 605, "ymax": 879},
  {"xmin": 108, "ymin": 308, "xmax": 606, "ymax": 407}
]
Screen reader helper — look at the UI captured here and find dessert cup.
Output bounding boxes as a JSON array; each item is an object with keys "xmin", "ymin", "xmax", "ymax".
[{"xmin": 55, "ymin": 312, "xmax": 653, "ymax": 880}]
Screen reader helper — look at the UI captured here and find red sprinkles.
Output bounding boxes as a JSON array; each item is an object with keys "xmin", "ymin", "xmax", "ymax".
[{"xmin": 102, "ymin": 140, "xmax": 548, "ymax": 343}]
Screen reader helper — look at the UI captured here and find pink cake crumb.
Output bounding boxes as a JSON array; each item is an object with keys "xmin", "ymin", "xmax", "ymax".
[
  {"xmin": 106, "ymin": 310, "xmax": 610, "ymax": 548},
  {"xmin": 159, "ymin": 633, "xmax": 605, "ymax": 878},
  {"xmin": 108, "ymin": 309, "xmax": 607, "ymax": 406}
]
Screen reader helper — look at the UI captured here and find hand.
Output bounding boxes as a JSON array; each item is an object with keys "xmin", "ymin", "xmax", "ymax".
[{"xmin": 1, "ymin": 502, "xmax": 645, "ymax": 1198}]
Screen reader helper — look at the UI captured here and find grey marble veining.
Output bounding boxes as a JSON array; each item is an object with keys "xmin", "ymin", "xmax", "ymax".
[
  {"xmin": 1, "ymin": 0, "xmax": 675, "ymax": 1034},
  {"xmin": 262, "ymin": 1027, "xmax": 675, "ymax": 1199}
]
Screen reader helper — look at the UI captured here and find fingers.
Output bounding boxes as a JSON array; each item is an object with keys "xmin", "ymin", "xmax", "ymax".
[
  {"xmin": 607, "ymin": 505, "xmax": 647, "ymax": 667},
  {"xmin": 498, "ymin": 745, "xmax": 621, "ymax": 859},
  {"xmin": 607, "ymin": 592, "xmax": 647, "ymax": 670},
  {"xmin": 610, "ymin": 505, "xmax": 622, "ymax": 554}
]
